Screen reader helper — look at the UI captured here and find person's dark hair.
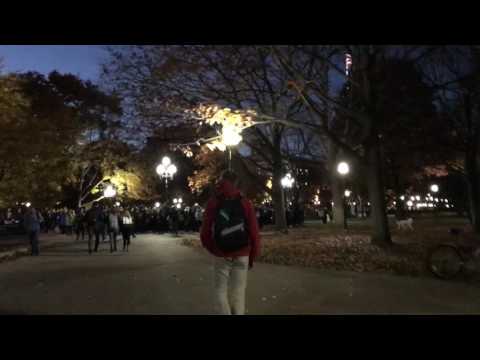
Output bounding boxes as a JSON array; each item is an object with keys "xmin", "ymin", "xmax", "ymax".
[{"xmin": 221, "ymin": 170, "xmax": 237, "ymax": 184}]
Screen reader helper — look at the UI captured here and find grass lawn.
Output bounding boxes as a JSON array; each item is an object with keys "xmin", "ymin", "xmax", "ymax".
[{"xmin": 180, "ymin": 213, "xmax": 473, "ymax": 278}]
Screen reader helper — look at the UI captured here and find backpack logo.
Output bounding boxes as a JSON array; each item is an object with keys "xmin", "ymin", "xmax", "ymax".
[
  {"xmin": 219, "ymin": 210, "xmax": 230, "ymax": 222},
  {"xmin": 220, "ymin": 223, "xmax": 244, "ymax": 237}
]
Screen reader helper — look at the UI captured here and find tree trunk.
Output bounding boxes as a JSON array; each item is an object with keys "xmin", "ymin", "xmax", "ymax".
[
  {"xmin": 331, "ymin": 175, "xmax": 345, "ymax": 225},
  {"xmin": 272, "ymin": 170, "xmax": 287, "ymax": 231},
  {"xmin": 272, "ymin": 130, "xmax": 287, "ymax": 231},
  {"xmin": 327, "ymin": 140, "xmax": 344, "ymax": 225},
  {"xmin": 365, "ymin": 143, "xmax": 392, "ymax": 246}
]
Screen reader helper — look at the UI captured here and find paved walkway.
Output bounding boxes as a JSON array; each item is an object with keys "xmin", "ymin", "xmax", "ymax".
[{"xmin": 0, "ymin": 233, "xmax": 480, "ymax": 314}]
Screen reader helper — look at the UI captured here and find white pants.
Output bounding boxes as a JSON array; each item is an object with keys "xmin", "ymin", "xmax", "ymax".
[{"xmin": 213, "ymin": 256, "xmax": 249, "ymax": 315}]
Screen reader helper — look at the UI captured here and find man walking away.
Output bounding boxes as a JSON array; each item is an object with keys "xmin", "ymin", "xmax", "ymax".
[
  {"xmin": 85, "ymin": 203, "xmax": 103, "ymax": 254},
  {"xmin": 200, "ymin": 170, "xmax": 261, "ymax": 315},
  {"xmin": 94, "ymin": 205, "xmax": 106, "ymax": 252},
  {"xmin": 24, "ymin": 207, "xmax": 41, "ymax": 256},
  {"xmin": 74, "ymin": 208, "xmax": 86, "ymax": 241},
  {"xmin": 120, "ymin": 209, "xmax": 134, "ymax": 252},
  {"xmin": 85, "ymin": 206, "xmax": 96, "ymax": 253},
  {"xmin": 108, "ymin": 208, "xmax": 120, "ymax": 252}
]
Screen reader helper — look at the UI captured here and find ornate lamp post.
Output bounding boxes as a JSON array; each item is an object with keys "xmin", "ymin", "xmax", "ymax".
[
  {"xmin": 156, "ymin": 156, "xmax": 177, "ymax": 192},
  {"xmin": 337, "ymin": 162, "xmax": 350, "ymax": 230}
]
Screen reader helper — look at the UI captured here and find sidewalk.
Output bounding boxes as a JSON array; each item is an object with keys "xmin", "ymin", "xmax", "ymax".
[
  {"xmin": 0, "ymin": 233, "xmax": 76, "ymax": 262},
  {"xmin": 1, "ymin": 234, "xmax": 480, "ymax": 314}
]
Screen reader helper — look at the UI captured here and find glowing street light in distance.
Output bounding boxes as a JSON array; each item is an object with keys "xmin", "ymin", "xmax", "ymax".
[{"xmin": 337, "ymin": 162, "xmax": 350, "ymax": 176}]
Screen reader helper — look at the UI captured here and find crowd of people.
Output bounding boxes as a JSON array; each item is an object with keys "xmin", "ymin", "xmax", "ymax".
[
  {"xmin": 1, "ymin": 202, "xmax": 206, "ymax": 255},
  {"xmin": 129, "ymin": 203, "xmax": 204, "ymax": 234},
  {"xmin": 1, "ymin": 203, "xmax": 205, "ymax": 234}
]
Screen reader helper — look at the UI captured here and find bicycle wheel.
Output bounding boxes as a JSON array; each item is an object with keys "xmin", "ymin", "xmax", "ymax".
[{"xmin": 427, "ymin": 245, "xmax": 463, "ymax": 279}]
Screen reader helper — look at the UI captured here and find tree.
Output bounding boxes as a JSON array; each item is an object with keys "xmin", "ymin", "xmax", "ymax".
[
  {"xmin": 271, "ymin": 45, "xmax": 446, "ymax": 245},
  {"xmin": 103, "ymin": 46, "xmax": 327, "ymax": 231},
  {"xmin": 0, "ymin": 73, "xmax": 32, "ymax": 207},
  {"xmin": 424, "ymin": 46, "xmax": 480, "ymax": 233},
  {"xmin": 0, "ymin": 70, "xmax": 125, "ymax": 209}
]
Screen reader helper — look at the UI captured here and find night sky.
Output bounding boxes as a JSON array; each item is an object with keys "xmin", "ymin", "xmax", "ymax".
[{"xmin": 0, "ymin": 45, "xmax": 107, "ymax": 82}]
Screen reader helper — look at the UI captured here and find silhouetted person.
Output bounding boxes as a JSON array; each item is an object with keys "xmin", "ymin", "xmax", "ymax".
[
  {"xmin": 108, "ymin": 208, "xmax": 120, "ymax": 252},
  {"xmin": 120, "ymin": 209, "xmax": 134, "ymax": 252},
  {"xmin": 24, "ymin": 207, "xmax": 41, "ymax": 256}
]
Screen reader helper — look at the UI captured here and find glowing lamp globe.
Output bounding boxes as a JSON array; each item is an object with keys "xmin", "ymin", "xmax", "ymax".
[
  {"xmin": 156, "ymin": 164, "xmax": 166, "ymax": 176},
  {"xmin": 281, "ymin": 174, "xmax": 294, "ymax": 188},
  {"xmin": 167, "ymin": 164, "xmax": 177, "ymax": 176},
  {"xmin": 222, "ymin": 126, "xmax": 243, "ymax": 146},
  {"xmin": 162, "ymin": 156, "xmax": 171, "ymax": 167},
  {"xmin": 104, "ymin": 185, "xmax": 116, "ymax": 198},
  {"xmin": 337, "ymin": 162, "xmax": 350, "ymax": 176},
  {"xmin": 430, "ymin": 184, "xmax": 439, "ymax": 193}
]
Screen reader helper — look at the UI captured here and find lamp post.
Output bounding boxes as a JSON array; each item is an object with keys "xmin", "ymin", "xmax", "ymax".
[
  {"xmin": 173, "ymin": 197, "xmax": 183, "ymax": 209},
  {"xmin": 337, "ymin": 161, "xmax": 350, "ymax": 230},
  {"xmin": 221, "ymin": 125, "xmax": 243, "ymax": 170},
  {"xmin": 156, "ymin": 156, "xmax": 177, "ymax": 195},
  {"xmin": 281, "ymin": 173, "xmax": 294, "ymax": 219},
  {"xmin": 103, "ymin": 185, "xmax": 116, "ymax": 199},
  {"xmin": 429, "ymin": 184, "xmax": 440, "ymax": 212},
  {"xmin": 281, "ymin": 174, "xmax": 294, "ymax": 190}
]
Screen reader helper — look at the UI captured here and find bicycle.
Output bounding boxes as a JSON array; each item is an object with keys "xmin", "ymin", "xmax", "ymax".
[{"xmin": 427, "ymin": 228, "xmax": 480, "ymax": 280}]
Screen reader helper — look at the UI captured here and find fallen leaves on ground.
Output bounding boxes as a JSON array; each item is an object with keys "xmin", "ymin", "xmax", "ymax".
[{"xmin": 179, "ymin": 227, "xmax": 454, "ymax": 277}]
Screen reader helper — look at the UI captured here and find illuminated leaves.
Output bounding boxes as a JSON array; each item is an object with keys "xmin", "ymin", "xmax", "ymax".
[
  {"xmin": 189, "ymin": 105, "xmax": 256, "ymax": 129},
  {"xmin": 185, "ymin": 104, "xmax": 257, "ymax": 152}
]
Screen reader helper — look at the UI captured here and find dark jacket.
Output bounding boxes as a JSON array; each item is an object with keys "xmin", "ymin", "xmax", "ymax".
[{"xmin": 24, "ymin": 210, "xmax": 41, "ymax": 232}]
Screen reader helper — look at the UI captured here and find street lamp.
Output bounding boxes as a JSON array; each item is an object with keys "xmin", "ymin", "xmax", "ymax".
[
  {"xmin": 222, "ymin": 125, "xmax": 243, "ymax": 147},
  {"xmin": 25, "ymin": 202, "xmax": 31, "ymax": 208},
  {"xmin": 222, "ymin": 125, "xmax": 243, "ymax": 170},
  {"xmin": 173, "ymin": 197, "xmax": 183, "ymax": 209},
  {"xmin": 337, "ymin": 162, "xmax": 350, "ymax": 176},
  {"xmin": 156, "ymin": 156, "xmax": 177, "ymax": 192},
  {"xmin": 155, "ymin": 202, "xmax": 161, "ymax": 208},
  {"xmin": 430, "ymin": 184, "xmax": 439, "ymax": 193},
  {"xmin": 337, "ymin": 162, "xmax": 350, "ymax": 230},
  {"xmin": 104, "ymin": 185, "xmax": 116, "ymax": 198},
  {"xmin": 281, "ymin": 173, "xmax": 294, "ymax": 218},
  {"xmin": 281, "ymin": 173, "xmax": 294, "ymax": 189}
]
